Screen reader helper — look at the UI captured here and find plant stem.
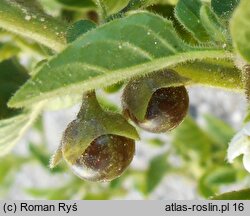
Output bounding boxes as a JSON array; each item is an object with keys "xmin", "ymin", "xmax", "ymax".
[
  {"xmin": 242, "ymin": 65, "xmax": 250, "ymax": 100},
  {"xmin": 174, "ymin": 58, "xmax": 243, "ymax": 90},
  {"xmin": 94, "ymin": 0, "xmax": 108, "ymax": 22},
  {"xmin": 0, "ymin": 0, "xmax": 67, "ymax": 52},
  {"xmin": 77, "ymin": 91, "xmax": 102, "ymax": 119}
]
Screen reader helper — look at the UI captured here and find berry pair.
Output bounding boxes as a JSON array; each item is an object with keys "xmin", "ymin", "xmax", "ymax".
[{"xmin": 51, "ymin": 70, "xmax": 189, "ymax": 182}]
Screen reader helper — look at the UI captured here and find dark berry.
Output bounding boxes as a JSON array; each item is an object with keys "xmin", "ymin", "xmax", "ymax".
[
  {"xmin": 123, "ymin": 86, "xmax": 189, "ymax": 133},
  {"xmin": 70, "ymin": 134, "xmax": 135, "ymax": 182}
]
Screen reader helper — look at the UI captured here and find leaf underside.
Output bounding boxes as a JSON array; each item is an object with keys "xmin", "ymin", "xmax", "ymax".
[
  {"xmin": 0, "ymin": 59, "xmax": 42, "ymax": 156},
  {"xmin": 0, "ymin": 107, "xmax": 41, "ymax": 156},
  {"xmin": 8, "ymin": 11, "xmax": 227, "ymax": 108},
  {"xmin": 211, "ymin": 188, "xmax": 250, "ymax": 200}
]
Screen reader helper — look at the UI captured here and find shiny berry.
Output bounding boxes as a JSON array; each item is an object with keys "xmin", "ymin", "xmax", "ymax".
[
  {"xmin": 123, "ymin": 86, "xmax": 189, "ymax": 133},
  {"xmin": 70, "ymin": 134, "xmax": 135, "ymax": 182}
]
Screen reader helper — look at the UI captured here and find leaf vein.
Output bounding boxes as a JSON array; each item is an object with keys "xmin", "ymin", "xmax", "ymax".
[{"xmin": 129, "ymin": 23, "xmax": 179, "ymax": 53}]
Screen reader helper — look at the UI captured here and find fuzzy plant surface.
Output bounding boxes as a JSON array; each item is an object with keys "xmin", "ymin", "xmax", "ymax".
[{"xmin": 0, "ymin": 0, "xmax": 250, "ymax": 199}]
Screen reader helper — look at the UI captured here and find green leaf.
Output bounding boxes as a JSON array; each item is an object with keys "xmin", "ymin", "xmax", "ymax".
[
  {"xmin": 25, "ymin": 188, "xmax": 53, "ymax": 198},
  {"xmin": 14, "ymin": 37, "xmax": 49, "ymax": 59},
  {"xmin": 0, "ymin": 156, "xmax": 27, "ymax": 195},
  {"xmin": 111, "ymin": 0, "xmax": 177, "ymax": 21},
  {"xmin": 25, "ymin": 187, "xmax": 73, "ymax": 199},
  {"xmin": 211, "ymin": 0, "xmax": 240, "ymax": 19},
  {"xmin": 0, "ymin": 156, "xmax": 26, "ymax": 184},
  {"xmin": 56, "ymin": 0, "xmax": 95, "ymax": 9},
  {"xmin": 8, "ymin": 12, "xmax": 230, "ymax": 108},
  {"xmin": 0, "ymin": 59, "xmax": 29, "ymax": 119},
  {"xmin": 211, "ymin": 188, "xmax": 250, "ymax": 200},
  {"xmin": 244, "ymin": 106, "xmax": 250, "ymax": 123},
  {"xmin": 146, "ymin": 153, "xmax": 169, "ymax": 194},
  {"xmin": 199, "ymin": 166, "xmax": 237, "ymax": 198},
  {"xmin": 84, "ymin": 193, "xmax": 110, "ymax": 200},
  {"xmin": 44, "ymin": 94, "xmax": 82, "ymax": 111},
  {"xmin": 0, "ymin": 59, "xmax": 43, "ymax": 155},
  {"xmin": 203, "ymin": 114, "xmax": 235, "ymax": 147},
  {"xmin": 147, "ymin": 4, "xmax": 175, "ymax": 19},
  {"xmin": 148, "ymin": 4, "xmax": 198, "ymax": 44},
  {"xmin": 93, "ymin": 0, "xmax": 131, "ymax": 17},
  {"xmin": 121, "ymin": 0, "xmax": 153, "ymax": 11},
  {"xmin": 175, "ymin": 0, "xmax": 210, "ymax": 42},
  {"xmin": 101, "ymin": 0, "xmax": 131, "ymax": 15},
  {"xmin": 205, "ymin": 167, "xmax": 237, "ymax": 185},
  {"xmin": 0, "ymin": 43, "xmax": 20, "ymax": 63},
  {"xmin": 230, "ymin": 0, "xmax": 250, "ymax": 63},
  {"xmin": 146, "ymin": 138, "xmax": 165, "ymax": 147},
  {"xmin": 0, "ymin": 107, "xmax": 43, "ymax": 156},
  {"xmin": 66, "ymin": 20, "xmax": 96, "ymax": 43},
  {"xmin": 123, "ymin": 0, "xmax": 175, "ymax": 12},
  {"xmin": 8, "ymin": 0, "xmax": 45, "ymax": 15},
  {"xmin": 198, "ymin": 177, "xmax": 214, "ymax": 198},
  {"xmin": 29, "ymin": 143, "xmax": 65, "ymax": 172},
  {"xmin": 29, "ymin": 144, "xmax": 49, "ymax": 167},
  {"xmin": 172, "ymin": 116, "xmax": 213, "ymax": 163},
  {"xmin": 200, "ymin": 5, "xmax": 228, "ymax": 44},
  {"xmin": 32, "ymin": 61, "xmax": 82, "ymax": 111},
  {"xmin": 0, "ymin": 0, "xmax": 67, "ymax": 52},
  {"xmin": 37, "ymin": 0, "xmax": 63, "ymax": 15}
]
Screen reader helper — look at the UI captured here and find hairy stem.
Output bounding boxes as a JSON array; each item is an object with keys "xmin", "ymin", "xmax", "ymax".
[
  {"xmin": 174, "ymin": 58, "xmax": 243, "ymax": 90},
  {"xmin": 242, "ymin": 65, "xmax": 250, "ymax": 100},
  {"xmin": 0, "ymin": 0, "xmax": 67, "ymax": 52},
  {"xmin": 77, "ymin": 91, "xmax": 102, "ymax": 119},
  {"xmin": 94, "ymin": 0, "xmax": 108, "ymax": 22}
]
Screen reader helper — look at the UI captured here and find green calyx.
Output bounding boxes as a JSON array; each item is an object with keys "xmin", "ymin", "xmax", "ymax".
[
  {"xmin": 50, "ymin": 91, "xmax": 139, "ymax": 167},
  {"xmin": 122, "ymin": 70, "xmax": 189, "ymax": 121}
]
